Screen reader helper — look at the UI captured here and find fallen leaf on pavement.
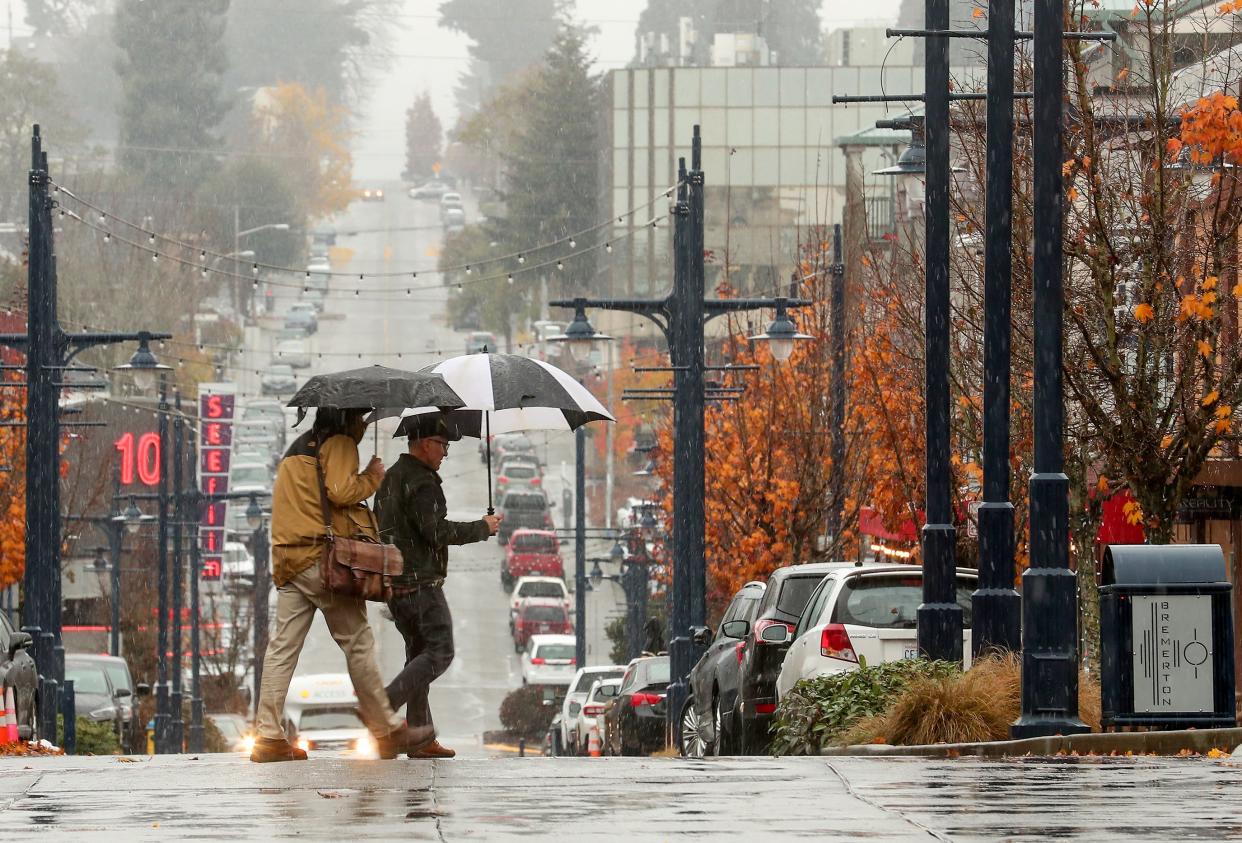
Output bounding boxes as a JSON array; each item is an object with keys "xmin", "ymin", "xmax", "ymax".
[
  {"xmin": 1207, "ymin": 748, "xmax": 1229, "ymax": 758},
  {"xmin": 115, "ymin": 757, "xmax": 138, "ymax": 763}
]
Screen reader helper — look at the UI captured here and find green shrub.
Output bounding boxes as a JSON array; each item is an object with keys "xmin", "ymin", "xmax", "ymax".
[
  {"xmin": 770, "ymin": 659, "xmax": 959, "ymax": 756},
  {"xmin": 498, "ymin": 684, "xmax": 558, "ymax": 739},
  {"xmin": 56, "ymin": 715, "xmax": 121, "ymax": 755}
]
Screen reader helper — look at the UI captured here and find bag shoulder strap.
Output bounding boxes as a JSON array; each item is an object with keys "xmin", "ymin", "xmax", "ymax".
[{"xmin": 312, "ymin": 438, "xmax": 334, "ymax": 538}]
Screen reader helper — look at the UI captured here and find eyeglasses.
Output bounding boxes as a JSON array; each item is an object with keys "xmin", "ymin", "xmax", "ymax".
[{"xmin": 429, "ymin": 439, "xmax": 450, "ymax": 452}]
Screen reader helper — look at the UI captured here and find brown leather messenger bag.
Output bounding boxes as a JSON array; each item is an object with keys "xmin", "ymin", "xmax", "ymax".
[{"xmin": 314, "ymin": 450, "xmax": 401, "ymax": 602}]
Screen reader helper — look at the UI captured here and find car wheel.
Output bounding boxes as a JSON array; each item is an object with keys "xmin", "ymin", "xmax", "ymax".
[{"xmin": 679, "ymin": 696, "xmax": 708, "ymax": 758}]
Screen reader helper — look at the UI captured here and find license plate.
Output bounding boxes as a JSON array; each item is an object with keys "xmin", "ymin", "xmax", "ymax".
[{"xmin": 903, "ymin": 648, "xmax": 919, "ymax": 660}]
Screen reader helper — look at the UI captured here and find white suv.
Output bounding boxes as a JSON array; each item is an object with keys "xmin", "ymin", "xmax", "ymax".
[
  {"xmin": 558, "ymin": 665, "xmax": 625, "ymax": 754},
  {"xmin": 774, "ymin": 564, "xmax": 977, "ymax": 701}
]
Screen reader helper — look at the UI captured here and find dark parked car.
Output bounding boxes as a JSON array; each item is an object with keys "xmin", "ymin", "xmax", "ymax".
[
  {"xmin": 66, "ymin": 654, "xmax": 143, "ymax": 732},
  {"xmin": 64, "ymin": 658, "xmax": 129, "ymax": 737},
  {"xmin": 496, "ymin": 490, "xmax": 554, "ymax": 544},
  {"xmin": 603, "ymin": 655, "xmax": 670, "ymax": 757},
  {"xmin": 682, "ymin": 580, "xmax": 765, "ymax": 757},
  {"xmin": 0, "ymin": 611, "xmax": 37, "ymax": 740},
  {"xmin": 730, "ymin": 561, "xmax": 855, "ymax": 754}
]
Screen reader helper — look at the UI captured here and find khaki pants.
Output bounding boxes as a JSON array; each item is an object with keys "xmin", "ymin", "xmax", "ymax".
[{"xmin": 255, "ymin": 564, "xmax": 403, "ymax": 741}]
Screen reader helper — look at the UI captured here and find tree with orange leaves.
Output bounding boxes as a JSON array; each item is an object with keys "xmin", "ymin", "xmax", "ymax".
[{"xmin": 0, "ymin": 370, "xmax": 25, "ymax": 590}]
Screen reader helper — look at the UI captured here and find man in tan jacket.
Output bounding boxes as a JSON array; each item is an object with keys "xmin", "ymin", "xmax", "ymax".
[{"xmin": 251, "ymin": 407, "xmax": 434, "ymax": 762}]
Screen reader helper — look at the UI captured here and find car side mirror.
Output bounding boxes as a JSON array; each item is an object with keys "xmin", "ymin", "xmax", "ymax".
[
  {"xmin": 8, "ymin": 631, "xmax": 31, "ymax": 656},
  {"xmin": 135, "ymin": 683, "xmax": 152, "ymax": 697},
  {"xmin": 720, "ymin": 620, "xmax": 750, "ymax": 639},
  {"xmin": 115, "ymin": 687, "xmax": 133, "ymax": 698},
  {"xmin": 691, "ymin": 625, "xmax": 712, "ymax": 647},
  {"xmin": 759, "ymin": 623, "xmax": 791, "ymax": 644}
]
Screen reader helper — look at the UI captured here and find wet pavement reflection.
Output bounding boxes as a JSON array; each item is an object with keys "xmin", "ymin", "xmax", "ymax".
[{"xmin": 2, "ymin": 752, "xmax": 1241, "ymax": 840}]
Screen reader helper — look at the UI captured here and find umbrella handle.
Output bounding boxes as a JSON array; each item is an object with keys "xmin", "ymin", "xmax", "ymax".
[{"xmin": 486, "ymin": 410, "xmax": 494, "ymax": 515}]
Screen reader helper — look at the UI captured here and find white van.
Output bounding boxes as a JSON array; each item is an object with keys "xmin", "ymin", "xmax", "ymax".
[{"xmin": 285, "ymin": 673, "xmax": 376, "ymax": 757}]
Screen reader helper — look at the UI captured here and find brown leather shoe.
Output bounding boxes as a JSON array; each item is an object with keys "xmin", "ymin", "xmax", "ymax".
[
  {"xmin": 375, "ymin": 724, "xmax": 436, "ymax": 760},
  {"xmin": 408, "ymin": 740, "xmax": 455, "ymax": 759},
  {"xmin": 250, "ymin": 737, "xmax": 308, "ymax": 763}
]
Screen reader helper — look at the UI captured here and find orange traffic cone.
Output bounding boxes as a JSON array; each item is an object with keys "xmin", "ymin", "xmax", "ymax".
[
  {"xmin": 587, "ymin": 725, "xmax": 601, "ymax": 758},
  {"xmin": 3, "ymin": 686, "xmax": 17, "ymax": 743}
]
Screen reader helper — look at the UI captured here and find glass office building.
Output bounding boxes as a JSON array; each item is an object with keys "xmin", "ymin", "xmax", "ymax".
[{"xmin": 602, "ymin": 65, "xmax": 929, "ymax": 300}]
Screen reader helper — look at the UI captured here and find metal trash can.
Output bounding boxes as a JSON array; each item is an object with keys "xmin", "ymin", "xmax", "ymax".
[{"xmin": 1100, "ymin": 544, "xmax": 1236, "ymax": 730}]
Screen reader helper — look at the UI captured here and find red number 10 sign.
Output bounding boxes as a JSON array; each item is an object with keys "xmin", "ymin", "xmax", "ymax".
[{"xmin": 114, "ymin": 431, "xmax": 161, "ymax": 486}]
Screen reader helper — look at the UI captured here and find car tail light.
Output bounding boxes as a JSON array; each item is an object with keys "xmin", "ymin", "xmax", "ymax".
[
  {"xmin": 734, "ymin": 641, "xmax": 746, "ymax": 664},
  {"xmin": 820, "ymin": 624, "xmax": 858, "ymax": 662},
  {"xmin": 752, "ymin": 618, "xmax": 794, "ymax": 643},
  {"xmin": 629, "ymin": 692, "xmax": 664, "ymax": 707},
  {"xmin": 754, "ymin": 702, "xmax": 777, "ymax": 715},
  {"xmin": 530, "ymin": 657, "xmax": 545, "ymax": 665},
  {"xmin": 583, "ymin": 704, "xmax": 604, "ymax": 716},
  {"xmin": 530, "ymin": 477, "xmax": 541, "ymax": 485},
  {"xmin": 498, "ymin": 476, "xmax": 509, "ymax": 484}
]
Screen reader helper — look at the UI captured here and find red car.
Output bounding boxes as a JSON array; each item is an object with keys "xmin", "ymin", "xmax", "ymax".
[
  {"xmin": 503, "ymin": 529, "xmax": 563, "ymax": 588},
  {"xmin": 512, "ymin": 598, "xmax": 573, "ymax": 651}
]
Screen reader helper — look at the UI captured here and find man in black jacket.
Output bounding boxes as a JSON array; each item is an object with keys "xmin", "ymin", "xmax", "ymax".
[{"xmin": 376, "ymin": 413, "xmax": 500, "ymax": 758}]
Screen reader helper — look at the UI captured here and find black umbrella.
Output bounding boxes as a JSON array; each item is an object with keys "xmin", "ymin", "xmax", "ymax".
[
  {"xmin": 372, "ymin": 352, "xmax": 614, "ymax": 512},
  {"xmin": 287, "ymin": 365, "xmax": 464, "ymax": 447}
]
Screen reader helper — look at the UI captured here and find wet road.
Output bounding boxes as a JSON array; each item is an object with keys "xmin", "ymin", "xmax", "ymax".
[
  {"xmin": 4, "ymin": 752, "xmax": 1242, "ymax": 840},
  {"xmin": 233, "ymin": 186, "xmax": 625, "ymax": 754}
]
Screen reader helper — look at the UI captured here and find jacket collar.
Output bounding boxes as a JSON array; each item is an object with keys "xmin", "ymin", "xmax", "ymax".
[{"xmin": 401, "ymin": 452, "xmax": 442, "ymax": 483}]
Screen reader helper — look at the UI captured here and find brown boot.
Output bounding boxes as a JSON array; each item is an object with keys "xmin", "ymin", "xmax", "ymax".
[
  {"xmin": 250, "ymin": 737, "xmax": 308, "ymax": 763},
  {"xmin": 408, "ymin": 739, "xmax": 455, "ymax": 759},
  {"xmin": 375, "ymin": 724, "xmax": 436, "ymax": 760}
]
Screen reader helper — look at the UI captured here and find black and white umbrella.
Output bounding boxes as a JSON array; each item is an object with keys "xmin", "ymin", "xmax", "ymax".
[{"xmin": 374, "ymin": 352, "xmax": 614, "ymax": 512}]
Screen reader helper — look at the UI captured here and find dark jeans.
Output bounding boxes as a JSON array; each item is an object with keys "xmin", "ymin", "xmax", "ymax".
[{"xmin": 384, "ymin": 586, "xmax": 454, "ymax": 730}]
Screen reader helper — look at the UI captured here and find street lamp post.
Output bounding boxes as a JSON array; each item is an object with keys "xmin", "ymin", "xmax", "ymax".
[
  {"xmin": 0, "ymin": 128, "xmax": 170, "ymax": 724},
  {"xmin": 1011, "ymin": 3, "xmax": 1090, "ymax": 739},
  {"xmin": 574, "ymin": 426, "xmax": 587, "ymax": 669},
  {"xmin": 551, "ymin": 125, "xmax": 810, "ymax": 739},
  {"xmin": 248, "ymin": 497, "xmax": 271, "ymax": 717},
  {"xmin": 233, "ymin": 208, "xmax": 289, "ymax": 318}
]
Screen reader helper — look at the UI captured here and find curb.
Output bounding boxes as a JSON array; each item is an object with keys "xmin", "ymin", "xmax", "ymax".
[{"xmin": 819, "ymin": 726, "xmax": 1242, "ymax": 758}]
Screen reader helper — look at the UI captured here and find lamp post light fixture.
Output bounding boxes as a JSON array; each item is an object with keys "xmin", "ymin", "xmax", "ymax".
[
  {"xmin": 119, "ymin": 496, "xmax": 148, "ymax": 535},
  {"xmin": 589, "ymin": 560, "xmax": 605, "ymax": 588},
  {"xmin": 112, "ymin": 335, "xmax": 173, "ymax": 394},
  {"xmin": 747, "ymin": 298, "xmax": 813, "ymax": 363},
  {"xmin": 549, "ymin": 304, "xmax": 613, "ymax": 363},
  {"xmin": 245, "ymin": 494, "xmax": 264, "ymax": 531},
  {"xmin": 874, "ymin": 119, "xmax": 927, "ymax": 217}
]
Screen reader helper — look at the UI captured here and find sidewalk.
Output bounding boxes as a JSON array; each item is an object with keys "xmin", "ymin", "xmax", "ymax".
[{"xmin": 3, "ymin": 752, "xmax": 1242, "ymax": 840}]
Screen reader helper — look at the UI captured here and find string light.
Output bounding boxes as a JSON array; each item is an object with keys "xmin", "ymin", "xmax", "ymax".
[
  {"xmin": 252, "ymin": 278, "xmax": 259, "ymax": 291},
  {"xmin": 200, "ymin": 267, "xmax": 207, "ymax": 278},
  {"xmin": 556, "ymin": 260, "xmax": 563, "ymax": 271},
  {"xmin": 518, "ymin": 254, "xmax": 525, "ymax": 264},
  {"xmin": 151, "ymin": 252, "xmax": 158, "ymax": 263},
  {"xmin": 148, "ymin": 233, "xmax": 155, "ymax": 245},
  {"xmin": 103, "ymin": 232, "xmax": 111, "ymax": 243},
  {"xmin": 98, "ymin": 212, "xmax": 106, "ymax": 225},
  {"xmin": 507, "ymin": 274, "xmax": 514, "ymax": 284},
  {"xmin": 456, "ymin": 283, "xmax": 463, "ymax": 292},
  {"xmin": 252, "ymin": 263, "xmax": 259, "ymax": 276},
  {"xmin": 465, "ymin": 265, "xmax": 472, "ymax": 275},
  {"xmin": 569, "ymin": 238, "xmax": 576, "ymax": 248},
  {"xmin": 605, "ymin": 242, "xmax": 612, "ymax": 253}
]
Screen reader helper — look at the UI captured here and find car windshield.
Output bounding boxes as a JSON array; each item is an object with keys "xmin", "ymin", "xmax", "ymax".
[
  {"xmin": 298, "ymin": 706, "xmax": 364, "ymax": 731},
  {"xmin": 833, "ymin": 575, "xmax": 974, "ymax": 629},
  {"xmin": 518, "ymin": 581, "xmax": 564, "ymax": 599},
  {"xmin": 573, "ymin": 670, "xmax": 623, "ymax": 694},
  {"xmin": 504, "ymin": 465, "xmax": 536, "ymax": 479},
  {"xmin": 65, "ymin": 665, "xmax": 109, "ymax": 695},
  {"xmin": 774, "ymin": 574, "xmax": 825, "ymax": 617},
  {"xmin": 267, "ymin": 366, "xmax": 293, "ymax": 377},
  {"xmin": 231, "ymin": 466, "xmax": 269, "ymax": 486},
  {"xmin": 500, "ymin": 435, "xmax": 533, "ymax": 450},
  {"xmin": 635, "ymin": 658, "xmax": 670, "ymax": 686},
  {"xmin": 525, "ymin": 605, "xmax": 565, "ymax": 622},
  {"xmin": 103, "ymin": 664, "xmax": 131, "ymax": 694},
  {"xmin": 535, "ymin": 643, "xmax": 575, "ymax": 660},
  {"xmin": 513, "ymin": 534, "xmax": 556, "ymax": 552}
]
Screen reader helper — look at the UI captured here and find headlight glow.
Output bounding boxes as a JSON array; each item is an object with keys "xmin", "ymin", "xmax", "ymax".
[
  {"xmin": 296, "ymin": 736, "xmax": 311, "ymax": 752},
  {"xmin": 353, "ymin": 733, "xmax": 376, "ymax": 757},
  {"xmin": 241, "ymin": 735, "xmax": 256, "ymax": 754}
]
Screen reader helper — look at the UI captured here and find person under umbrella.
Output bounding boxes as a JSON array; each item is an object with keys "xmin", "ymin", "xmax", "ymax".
[
  {"xmin": 374, "ymin": 412, "xmax": 501, "ymax": 759},
  {"xmin": 251, "ymin": 407, "xmax": 435, "ymax": 762},
  {"xmin": 374, "ymin": 352, "xmax": 615, "ymax": 512}
]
